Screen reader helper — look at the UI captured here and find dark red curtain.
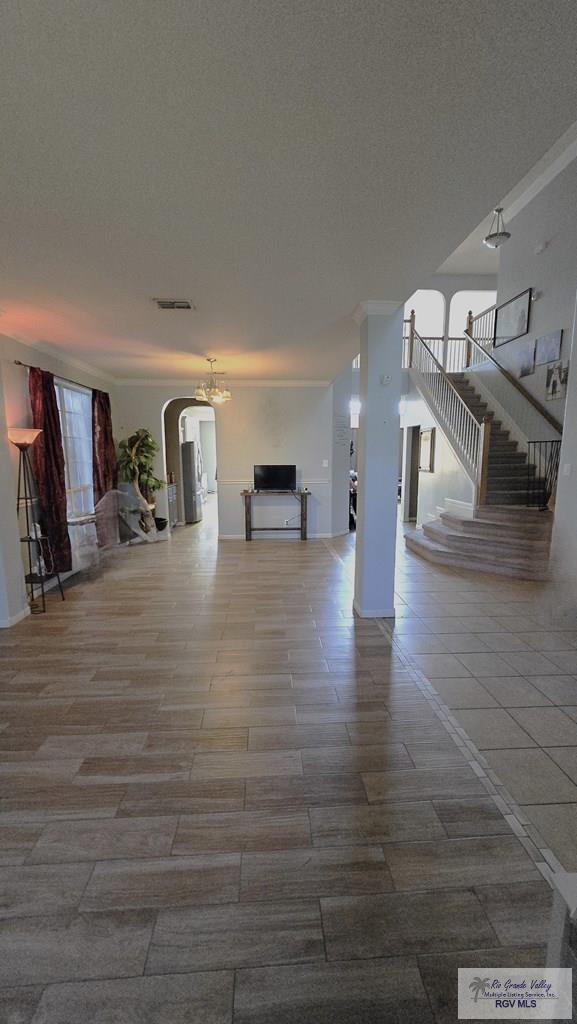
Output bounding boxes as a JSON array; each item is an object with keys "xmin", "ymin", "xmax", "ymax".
[
  {"xmin": 28, "ymin": 367, "xmax": 72, "ymax": 573},
  {"xmin": 92, "ymin": 389, "xmax": 117, "ymax": 504}
]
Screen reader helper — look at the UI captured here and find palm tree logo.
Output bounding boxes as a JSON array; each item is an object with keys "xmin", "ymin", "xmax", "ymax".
[{"xmin": 469, "ymin": 977, "xmax": 490, "ymax": 1003}]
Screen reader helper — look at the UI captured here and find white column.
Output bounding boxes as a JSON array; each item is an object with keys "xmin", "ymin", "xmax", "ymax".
[
  {"xmin": 353, "ymin": 301, "xmax": 403, "ymax": 618},
  {"xmin": 441, "ymin": 292, "xmax": 451, "ymax": 370},
  {"xmin": 330, "ymin": 365, "xmax": 352, "ymax": 537}
]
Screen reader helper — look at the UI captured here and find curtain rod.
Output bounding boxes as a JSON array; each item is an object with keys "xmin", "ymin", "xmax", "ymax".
[{"xmin": 13, "ymin": 360, "xmax": 100, "ymax": 394}]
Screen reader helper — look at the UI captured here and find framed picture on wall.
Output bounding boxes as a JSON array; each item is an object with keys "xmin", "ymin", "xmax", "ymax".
[
  {"xmin": 546, "ymin": 361, "xmax": 569, "ymax": 401},
  {"xmin": 494, "ymin": 288, "xmax": 532, "ymax": 348},
  {"xmin": 419, "ymin": 428, "xmax": 435, "ymax": 472},
  {"xmin": 517, "ymin": 340, "xmax": 536, "ymax": 379},
  {"xmin": 536, "ymin": 329, "xmax": 563, "ymax": 365}
]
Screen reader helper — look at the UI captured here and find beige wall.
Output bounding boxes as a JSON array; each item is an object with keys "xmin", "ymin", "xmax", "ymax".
[
  {"xmin": 113, "ymin": 380, "xmax": 342, "ymax": 539},
  {"xmin": 488, "ymin": 160, "xmax": 577, "ymax": 427},
  {"xmin": 207, "ymin": 385, "xmax": 334, "ymax": 538}
]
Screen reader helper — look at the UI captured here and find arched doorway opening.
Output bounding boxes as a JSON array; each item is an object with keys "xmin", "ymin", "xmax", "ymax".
[
  {"xmin": 404, "ymin": 289, "xmax": 445, "ymax": 336},
  {"xmin": 162, "ymin": 398, "xmax": 218, "ymax": 535}
]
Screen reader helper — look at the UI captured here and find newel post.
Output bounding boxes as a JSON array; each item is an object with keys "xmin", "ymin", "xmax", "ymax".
[
  {"xmin": 465, "ymin": 309, "xmax": 474, "ymax": 368},
  {"xmin": 408, "ymin": 309, "xmax": 416, "ymax": 366},
  {"xmin": 475, "ymin": 415, "xmax": 492, "ymax": 506}
]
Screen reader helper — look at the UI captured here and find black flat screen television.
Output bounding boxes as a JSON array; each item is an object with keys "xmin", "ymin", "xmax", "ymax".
[{"xmin": 254, "ymin": 465, "xmax": 296, "ymax": 491}]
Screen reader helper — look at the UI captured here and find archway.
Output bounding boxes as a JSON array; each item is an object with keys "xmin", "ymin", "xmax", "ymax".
[
  {"xmin": 448, "ymin": 289, "xmax": 497, "ymax": 335},
  {"xmin": 162, "ymin": 397, "xmax": 218, "ymax": 534},
  {"xmin": 404, "ymin": 289, "xmax": 445, "ymax": 336}
]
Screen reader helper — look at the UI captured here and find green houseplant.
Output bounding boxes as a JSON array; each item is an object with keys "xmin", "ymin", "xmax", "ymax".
[{"xmin": 117, "ymin": 428, "xmax": 165, "ymax": 507}]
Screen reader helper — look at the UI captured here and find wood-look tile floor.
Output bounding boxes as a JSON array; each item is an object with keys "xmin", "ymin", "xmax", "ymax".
[{"xmin": 0, "ymin": 506, "xmax": 558, "ymax": 1022}]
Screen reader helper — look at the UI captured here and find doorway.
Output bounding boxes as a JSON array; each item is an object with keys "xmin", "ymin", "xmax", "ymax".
[
  {"xmin": 400, "ymin": 425, "xmax": 420, "ymax": 523},
  {"xmin": 162, "ymin": 399, "xmax": 218, "ymax": 533}
]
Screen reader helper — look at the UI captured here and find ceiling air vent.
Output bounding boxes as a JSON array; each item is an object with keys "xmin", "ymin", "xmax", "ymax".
[{"xmin": 154, "ymin": 298, "xmax": 195, "ymax": 310}]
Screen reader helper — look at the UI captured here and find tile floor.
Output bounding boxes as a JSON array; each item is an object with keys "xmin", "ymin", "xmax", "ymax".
[{"xmin": 1, "ymin": 501, "xmax": 575, "ymax": 1021}]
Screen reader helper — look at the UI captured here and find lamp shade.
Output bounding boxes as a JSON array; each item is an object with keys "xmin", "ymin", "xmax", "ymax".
[{"xmin": 8, "ymin": 427, "xmax": 42, "ymax": 450}]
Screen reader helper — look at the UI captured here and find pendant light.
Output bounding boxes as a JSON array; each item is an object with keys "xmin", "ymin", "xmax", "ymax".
[
  {"xmin": 194, "ymin": 358, "xmax": 232, "ymax": 404},
  {"xmin": 483, "ymin": 207, "xmax": 511, "ymax": 249}
]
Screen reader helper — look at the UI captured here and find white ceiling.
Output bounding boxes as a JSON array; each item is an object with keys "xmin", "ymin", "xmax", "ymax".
[
  {"xmin": 436, "ymin": 220, "xmax": 500, "ymax": 277},
  {"xmin": 1, "ymin": 1, "xmax": 577, "ymax": 381}
]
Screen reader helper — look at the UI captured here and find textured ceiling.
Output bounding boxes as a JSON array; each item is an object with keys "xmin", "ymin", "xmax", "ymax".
[{"xmin": 1, "ymin": 1, "xmax": 577, "ymax": 380}]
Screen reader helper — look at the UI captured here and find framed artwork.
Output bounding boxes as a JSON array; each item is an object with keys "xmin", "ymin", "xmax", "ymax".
[
  {"xmin": 419, "ymin": 428, "xmax": 435, "ymax": 472},
  {"xmin": 536, "ymin": 329, "xmax": 563, "ymax": 366},
  {"xmin": 517, "ymin": 340, "xmax": 536, "ymax": 379},
  {"xmin": 546, "ymin": 361, "xmax": 569, "ymax": 402},
  {"xmin": 494, "ymin": 288, "xmax": 532, "ymax": 348}
]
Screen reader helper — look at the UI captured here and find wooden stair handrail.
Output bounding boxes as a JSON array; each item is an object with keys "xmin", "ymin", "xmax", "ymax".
[
  {"xmin": 407, "ymin": 325, "xmax": 515, "ymax": 506},
  {"xmin": 412, "ymin": 328, "xmax": 481, "ymax": 433},
  {"xmin": 464, "ymin": 327, "xmax": 563, "ymax": 436}
]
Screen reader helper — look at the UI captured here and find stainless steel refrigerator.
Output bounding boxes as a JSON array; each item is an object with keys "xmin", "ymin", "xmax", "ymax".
[{"xmin": 181, "ymin": 441, "xmax": 203, "ymax": 523}]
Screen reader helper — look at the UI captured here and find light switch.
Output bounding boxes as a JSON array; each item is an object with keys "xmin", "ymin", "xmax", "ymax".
[
  {"xmin": 322, "ymin": 459, "xmax": 329, "ymax": 468},
  {"xmin": 563, "ymin": 463, "xmax": 572, "ymax": 477}
]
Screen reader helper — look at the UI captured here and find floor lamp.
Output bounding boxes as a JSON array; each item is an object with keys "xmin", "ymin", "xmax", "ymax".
[{"xmin": 9, "ymin": 427, "xmax": 65, "ymax": 614}]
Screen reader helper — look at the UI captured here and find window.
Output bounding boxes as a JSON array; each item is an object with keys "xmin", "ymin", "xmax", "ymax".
[
  {"xmin": 350, "ymin": 397, "xmax": 361, "ymax": 429},
  {"xmin": 352, "ymin": 354, "xmax": 360, "ymax": 369},
  {"xmin": 55, "ymin": 381, "xmax": 94, "ymax": 517}
]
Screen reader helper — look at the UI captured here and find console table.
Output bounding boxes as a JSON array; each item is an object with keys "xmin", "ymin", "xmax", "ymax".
[{"xmin": 241, "ymin": 489, "xmax": 309, "ymax": 541}]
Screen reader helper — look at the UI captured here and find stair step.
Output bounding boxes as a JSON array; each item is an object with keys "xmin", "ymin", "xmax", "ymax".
[
  {"xmin": 406, "ymin": 532, "xmax": 548, "ymax": 581},
  {"xmin": 485, "ymin": 492, "xmax": 538, "ymax": 506},
  {"xmin": 440, "ymin": 510, "xmax": 552, "ymax": 540},
  {"xmin": 424, "ymin": 520, "xmax": 549, "ymax": 557},
  {"xmin": 487, "ymin": 465, "xmax": 534, "ymax": 478},
  {"xmin": 487, "ymin": 479, "xmax": 531, "ymax": 492},
  {"xmin": 489, "ymin": 453, "xmax": 527, "ymax": 464},
  {"xmin": 490, "ymin": 433, "xmax": 513, "ymax": 443},
  {"xmin": 474, "ymin": 505, "xmax": 553, "ymax": 524}
]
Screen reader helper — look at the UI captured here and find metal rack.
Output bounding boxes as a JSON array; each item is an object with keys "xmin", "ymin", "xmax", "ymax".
[{"xmin": 15, "ymin": 441, "xmax": 65, "ymax": 614}]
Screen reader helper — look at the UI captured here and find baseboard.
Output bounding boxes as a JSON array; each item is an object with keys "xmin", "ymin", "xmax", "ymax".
[
  {"xmin": 353, "ymin": 599, "xmax": 396, "ymax": 619},
  {"xmin": 444, "ymin": 498, "xmax": 474, "ymax": 519},
  {"xmin": 0, "ymin": 605, "xmax": 30, "ymax": 629},
  {"xmin": 218, "ymin": 533, "xmax": 333, "ymax": 540}
]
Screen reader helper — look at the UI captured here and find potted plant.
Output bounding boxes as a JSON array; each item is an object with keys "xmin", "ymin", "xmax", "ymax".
[{"xmin": 117, "ymin": 428, "xmax": 165, "ymax": 508}]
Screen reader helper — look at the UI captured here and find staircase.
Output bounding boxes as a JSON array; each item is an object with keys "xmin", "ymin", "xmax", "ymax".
[
  {"xmin": 403, "ymin": 323, "xmax": 560, "ymax": 580},
  {"xmin": 406, "ymin": 506, "xmax": 553, "ymax": 580},
  {"xmin": 449, "ymin": 373, "xmax": 539, "ymax": 506}
]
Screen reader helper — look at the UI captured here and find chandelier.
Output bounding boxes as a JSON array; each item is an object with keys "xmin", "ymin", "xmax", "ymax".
[
  {"xmin": 483, "ymin": 207, "xmax": 511, "ymax": 249},
  {"xmin": 194, "ymin": 358, "xmax": 232, "ymax": 405}
]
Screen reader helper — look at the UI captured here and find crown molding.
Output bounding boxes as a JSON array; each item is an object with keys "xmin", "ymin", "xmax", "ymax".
[
  {"xmin": 352, "ymin": 300, "xmax": 402, "ymax": 325},
  {"xmin": 114, "ymin": 377, "xmax": 331, "ymax": 388},
  {"xmin": 3, "ymin": 335, "xmax": 115, "ymax": 385}
]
